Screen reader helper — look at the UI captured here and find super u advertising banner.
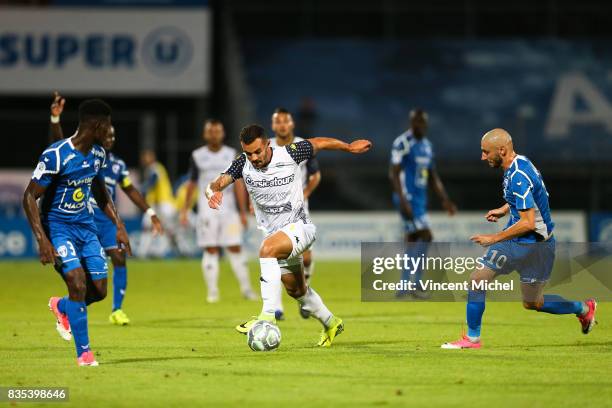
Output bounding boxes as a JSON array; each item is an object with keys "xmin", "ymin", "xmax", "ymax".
[{"xmin": 0, "ymin": 7, "xmax": 211, "ymax": 95}]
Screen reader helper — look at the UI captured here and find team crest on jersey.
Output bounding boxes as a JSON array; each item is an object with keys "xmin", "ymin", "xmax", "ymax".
[
  {"xmin": 72, "ymin": 188, "xmax": 85, "ymax": 202},
  {"xmin": 57, "ymin": 245, "xmax": 68, "ymax": 258},
  {"xmin": 94, "ymin": 159, "xmax": 101, "ymax": 172},
  {"xmin": 112, "ymin": 164, "xmax": 120, "ymax": 174}
]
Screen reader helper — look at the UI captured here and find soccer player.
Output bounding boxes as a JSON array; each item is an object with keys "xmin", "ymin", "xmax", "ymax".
[
  {"xmin": 48, "ymin": 94, "xmax": 164, "ymax": 325},
  {"xmin": 441, "ymin": 128, "xmax": 597, "ymax": 349},
  {"xmin": 179, "ymin": 119, "xmax": 256, "ymax": 303},
  {"xmin": 269, "ymin": 108, "xmax": 321, "ymax": 319},
  {"xmin": 206, "ymin": 124, "xmax": 371, "ymax": 346},
  {"xmin": 139, "ymin": 150, "xmax": 181, "ymax": 256},
  {"xmin": 23, "ymin": 99, "xmax": 131, "ymax": 366},
  {"xmin": 389, "ymin": 109, "xmax": 456, "ymax": 298}
]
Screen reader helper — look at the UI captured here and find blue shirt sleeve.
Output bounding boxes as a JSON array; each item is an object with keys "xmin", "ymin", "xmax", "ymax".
[
  {"xmin": 390, "ymin": 137, "xmax": 409, "ymax": 165},
  {"xmin": 31, "ymin": 149, "xmax": 60, "ymax": 187},
  {"xmin": 510, "ymin": 172, "xmax": 535, "ymax": 210}
]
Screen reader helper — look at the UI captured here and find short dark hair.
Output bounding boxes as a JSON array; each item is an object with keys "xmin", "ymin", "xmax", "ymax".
[
  {"xmin": 204, "ymin": 118, "xmax": 223, "ymax": 127},
  {"xmin": 273, "ymin": 107, "xmax": 291, "ymax": 115},
  {"xmin": 79, "ymin": 99, "xmax": 111, "ymax": 123},
  {"xmin": 240, "ymin": 124, "xmax": 267, "ymax": 144}
]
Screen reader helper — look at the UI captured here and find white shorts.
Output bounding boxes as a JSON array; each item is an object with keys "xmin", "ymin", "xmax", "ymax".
[
  {"xmin": 196, "ymin": 211, "xmax": 243, "ymax": 248},
  {"xmin": 277, "ymin": 221, "xmax": 316, "ymax": 268}
]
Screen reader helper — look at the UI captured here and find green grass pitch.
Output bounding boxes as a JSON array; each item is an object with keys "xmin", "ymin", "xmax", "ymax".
[{"xmin": 1, "ymin": 260, "xmax": 610, "ymax": 407}]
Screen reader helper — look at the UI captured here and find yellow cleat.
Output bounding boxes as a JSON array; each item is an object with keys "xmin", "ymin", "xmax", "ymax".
[
  {"xmin": 236, "ymin": 313, "xmax": 275, "ymax": 334},
  {"xmin": 317, "ymin": 316, "xmax": 344, "ymax": 347},
  {"xmin": 109, "ymin": 309, "xmax": 131, "ymax": 326}
]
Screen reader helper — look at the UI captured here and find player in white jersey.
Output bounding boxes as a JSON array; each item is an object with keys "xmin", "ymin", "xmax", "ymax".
[
  {"xmin": 270, "ymin": 108, "xmax": 321, "ymax": 320},
  {"xmin": 206, "ymin": 124, "xmax": 371, "ymax": 347},
  {"xmin": 180, "ymin": 120, "xmax": 256, "ymax": 303}
]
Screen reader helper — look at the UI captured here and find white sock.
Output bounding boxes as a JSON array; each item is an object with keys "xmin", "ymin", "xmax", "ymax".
[
  {"xmin": 202, "ymin": 252, "xmax": 219, "ymax": 297},
  {"xmin": 227, "ymin": 250, "xmax": 253, "ymax": 294},
  {"xmin": 275, "ymin": 282, "xmax": 284, "ymax": 313},
  {"xmin": 297, "ymin": 287, "xmax": 333, "ymax": 328},
  {"xmin": 304, "ymin": 260, "xmax": 315, "ymax": 285},
  {"xmin": 259, "ymin": 258, "xmax": 282, "ymax": 316}
]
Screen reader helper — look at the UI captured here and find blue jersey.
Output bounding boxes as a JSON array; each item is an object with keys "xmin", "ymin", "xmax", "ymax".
[
  {"xmin": 90, "ymin": 152, "xmax": 130, "ymax": 214},
  {"xmin": 32, "ymin": 137, "xmax": 106, "ymax": 226},
  {"xmin": 502, "ymin": 155, "xmax": 554, "ymax": 243},
  {"xmin": 390, "ymin": 130, "xmax": 435, "ymax": 218}
]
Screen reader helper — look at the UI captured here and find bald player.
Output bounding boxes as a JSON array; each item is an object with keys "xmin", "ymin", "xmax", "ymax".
[{"xmin": 442, "ymin": 128, "xmax": 597, "ymax": 349}]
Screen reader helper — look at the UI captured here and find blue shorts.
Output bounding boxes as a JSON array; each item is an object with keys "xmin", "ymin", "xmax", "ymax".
[
  {"xmin": 94, "ymin": 210, "xmax": 117, "ymax": 250},
  {"xmin": 392, "ymin": 194, "xmax": 430, "ymax": 234},
  {"xmin": 46, "ymin": 221, "xmax": 108, "ymax": 280},
  {"xmin": 481, "ymin": 237, "xmax": 556, "ymax": 283}
]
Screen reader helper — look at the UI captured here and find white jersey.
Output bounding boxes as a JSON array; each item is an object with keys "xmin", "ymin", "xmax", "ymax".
[
  {"xmin": 269, "ymin": 136, "xmax": 319, "ymax": 214},
  {"xmin": 224, "ymin": 140, "xmax": 314, "ymax": 235},
  {"xmin": 189, "ymin": 145, "xmax": 238, "ymax": 215},
  {"xmin": 270, "ymin": 136, "xmax": 309, "ymax": 186}
]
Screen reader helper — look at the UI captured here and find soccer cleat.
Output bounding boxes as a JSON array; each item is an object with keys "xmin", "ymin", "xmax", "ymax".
[
  {"xmin": 298, "ymin": 304, "xmax": 310, "ymax": 319},
  {"xmin": 77, "ymin": 351, "xmax": 99, "ymax": 367},
  {"xmin": 207, "ymin": 294, "xmax": 220, "ymax": 303},
  {"xmin": 236, "ymin": 314, "xmax": 275, "ymax": 334},
  {"xmin": 578, "ymin": 299, "xmax": 597, "ymax": 334},
  {"xmin": 317, "ymin": 316, "xmax": 344, "ymax": 347},
  {"xmin": 109, "ymin": 309, "xmax": 131, "ymax": 326},
  {"xmin": 274, "ymin": 310, "xmax": 285, "ymax": 321},
  {"xmin": 48, "ymin": 297, "xmax": 71, "ymax": 341},
  {"xmin": 441, "ymin": 334, "xmax": 482, "ymax": 349}
]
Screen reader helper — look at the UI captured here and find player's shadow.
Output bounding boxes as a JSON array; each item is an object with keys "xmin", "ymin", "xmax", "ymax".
[
  {"xmin": 504, "ymin": 341, "xmax": 612, "ymax": 349},
  {"xmin": 104, "ymin": 355, "xmax": 224, "ymax": 365}
]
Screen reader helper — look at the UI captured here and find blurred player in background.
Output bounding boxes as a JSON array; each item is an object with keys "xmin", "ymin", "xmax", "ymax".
[
  {"xmin": 270, "ymin": 108, "xmax": 321, "ymax": 320},
  {"xmin": 49, "ymin": 93, "xmax": 164, "ymax": 326},
  {"xmin": 442, "ymin": 128, "xmax": 597, "ymax": 349},
  {"xmin": 179, "ymin": 119, "xmax": 256, "ymax": 303},
  {"xmin": 389, "ymin": 108, "xmax": 456, "ymax": 298},
  {"xmin": 24, "ymin": 99, "xmax": 131, "ymax": 366},
  {"xmin": 207, "ymin": 124, "xmax": 371, "ymax": 346},
  {"xmin": 139, "ymin": 149, "xmax": 184, "ymax": 256}
]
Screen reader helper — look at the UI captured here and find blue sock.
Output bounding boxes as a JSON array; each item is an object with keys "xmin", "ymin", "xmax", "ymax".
[
  {"xmin": 410, "ymin": 240, "xmax": 429, "ymax": 287},
  {"xmin": 466, "ymin": 290, "xmax": 486, "ymax": 338},
  {"xmin": 538, "ymin": 294, "xmax": 584, "ymax": 315},
  {"xmin": 112, "ymin": 266, "xmax": 127, "ymax": 311},
  {"xmin": 65, "ymin": 299, "xmax": 90, "ymax": 357},
  {"xmin": 57, "ymin": 296, "xmax": 68, "ymax": 315}
]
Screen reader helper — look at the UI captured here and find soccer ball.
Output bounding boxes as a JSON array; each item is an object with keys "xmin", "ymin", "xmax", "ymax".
[{"xmin": 247, "ymin": 320, "xmax": 281, "ymax": 352}]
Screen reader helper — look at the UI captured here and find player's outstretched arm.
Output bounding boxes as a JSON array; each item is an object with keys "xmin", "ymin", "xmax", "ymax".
[
  {"xmin": 22, "ymin": 181, "xmax": 57, "ymax": 265},
  {"xmin": 92, "ymin": 175, "xmax": 132, "ymax": 255},
  {"xmin": 429, "ymin": 168, "xmax": 457, "ymax": 216},
  {"xmin": 207, "ymin": 173, "xmax": 234, "ymax": 210},
  {"xmin": 49, "ymin": 91, "xmax": 65, "ymax": 142},
  {"xmin": 121, "ymin": 184, "xmax": 164, "ymax": 235},
  {"xmin": 309, "ymin": 137, "xmax": 372, "ymax": 155}
]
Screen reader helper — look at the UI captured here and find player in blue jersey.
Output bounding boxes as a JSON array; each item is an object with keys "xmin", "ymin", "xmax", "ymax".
[
  {"xmin": 389, "ymin": 109, "xmax": 456, "ymax": 298},
  {"xmin": 442, "ymin": 128, "xmax": 597, "ymax": 349},
  {"xmin": 49, "ymin": 93, "xmax": 164, "ymax": 326},
  {"xmin": 23, "ymin": 99, "xmax": 131, "ymax": 366}
]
